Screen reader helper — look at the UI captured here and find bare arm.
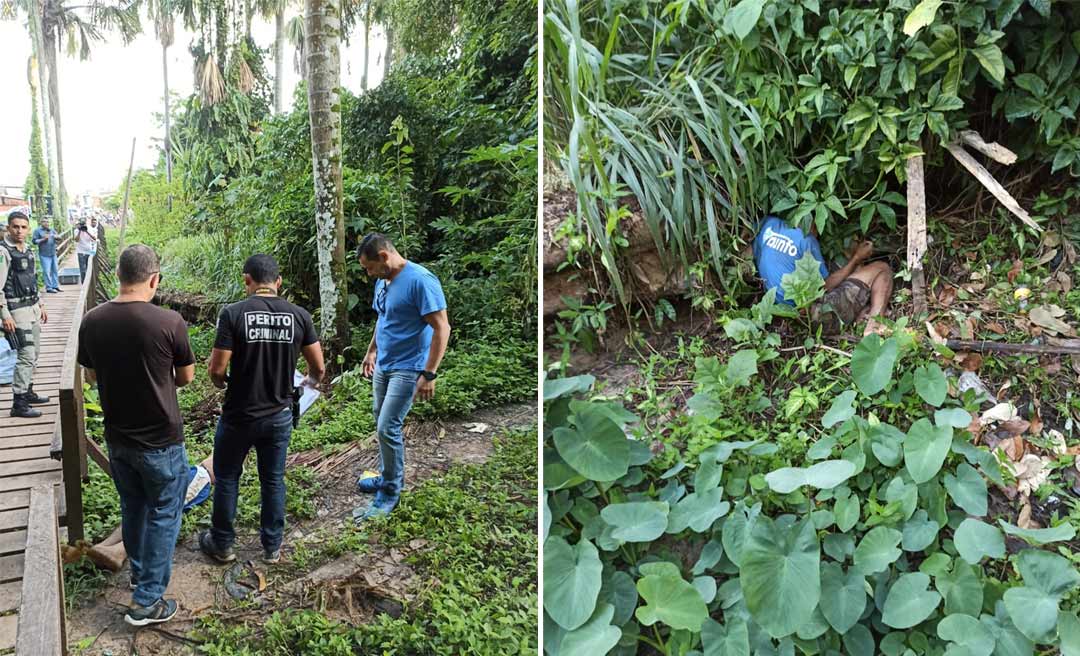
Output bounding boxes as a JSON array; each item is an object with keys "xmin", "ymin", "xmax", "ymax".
[
  {"xmin": 208, "ymin": 348, "xmax": 232, "ymax": 389},
  {"xmin": 301, "ymin": 342, "xmax": 326, "ymax": 384},
  {"xmin": 84, "ymin": 367, "xmax": 96, "ymax": 384},
  {"xmin": 175, "ymin": 364, "xmax": 195, "ymax": 387},
  {"xmin": 824, "ymin": 241, "xmax": 873, "ymax": 291},
  {"xmin": 362, "ymin": 332, "xmax": 377, "ymax": 377},
  {"xmin": 421, "ymin": 310, "xmax": 451, "ymax": 374}
]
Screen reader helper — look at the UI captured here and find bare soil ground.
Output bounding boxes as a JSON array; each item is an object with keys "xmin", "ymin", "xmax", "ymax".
[{"xmin": 66, "ymin": 402, "xmax": 537, "ymax": 656}]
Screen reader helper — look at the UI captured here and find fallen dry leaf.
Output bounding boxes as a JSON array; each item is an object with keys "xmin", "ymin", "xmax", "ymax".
[
  {"xmin": 1001, "ymin": 418, "xmax": 1031, "ymax": 437},
  {"xmin": 1029, "ymin": 412, "xmax": 1043, "ymax": 436},
  {"xmin": 986, "ymin": 321, "xmax": 1006, "ymax": 335},
  {"xmin": 965, "ymin": 282, "xmax": 986, "ymax": 292},
  {"xmin": 982, "ymin": 402, "xmax": 1019, "ymax": 423},
  {"xmin": 967, "ymin": 415, "xmax": 983, "ymax": 444},
  {"xmin": 1041, "ymin": 231, "xmax": 1062, "ymax": 249},
  {"xmin": 996, "ymin": 380, "xmax": 1012, "ymax": 398},
  {"xmin": 1003, "ymin": 436, "xmax": 1026, "ymax": 462},
  {"xmin": 957, "ymin": 352, "xmax": 983, "ymax": 372},
  {"xmin": 1014, "ymin": 316, "xmax": 1032, "ymax": 335},
  {"xmin": 938, "ymin": 286, "xmax": 957, "ymax": 307},
  {"xmin": 1013, "ymin": 454, "xmax": 1051, "ymax": 496},
  {"xmin": 1029, "ymin": 304, "xmax": 1076, "ymax": 337},
  {"xmin": 926, "ymin": 321, "xmax": 946, "ymax": 345},
  {"xmin": 1037, "ymin": 248, "xmax": 1058, "ymax": 266},
  {"xmin": 1057, "ymin": 271, "xmax": 1073, "ymax": 293},
  {"xmin": 1047, "ymin": 429, "xmax": 1067, "ymax": 456},
  {"xmin": 1064, "ymin": 240, "xmax": 1077, "ymax": 265},
  {"xmin": 1007, "ymin": 259, "xmax": 1023, "ymax": 284},
  {"xmin": 1017, "ymin": 501, "xmax": 1040, "ymax": 529}
]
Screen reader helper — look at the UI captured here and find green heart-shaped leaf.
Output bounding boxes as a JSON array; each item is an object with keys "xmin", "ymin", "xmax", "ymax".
[
  {"xmin": 765, "ymin": 460, "xmax": 857, "ymax": 494},
  {"xmin": 600, "ymin": 502, "xmax": 669, "ymax": 542},
  {"xmin": 543, "ymin": 375, "xmax": 595, "ymax": 401},
  {"xmin": 903, "ymin": 418, "xmax": 952, "ymax": 483},
  {"xmin": 998, "ymin": 520, "xmax": 1076, "ymax": 545},
  {"xmin": 822, "ymin": 390, "xmax": 858, "ymax": 428},
  {"xmin": 724, "ymin": 0, "xmax": 765, "ymax": 41},
  {"xmin": 558, "ymin": 603, "xmax": 622, "ymax": 655},
  {"xmin": 881, "ymin": 572, "xmax": 941, "ymax": 629},
  {"xmin": 870, "ymin": 423, "xmax": 905, "ymax": 466},
  {"xmin": 944, "ymin": 463, "xmax": 987, "ymax": 516},
  {"xmin": 667, "ymin": 489, "xmax": 729, "ymax": 534},
  {"xmin": 854, "ymin": 526, "xmax": 902, "ymax": 575},
  {"xmin": 635, "ymin": 574, "xmax": 708, "ymax": 632},
  {"xmin": 953, "ymin": 519, "xmax": 1004, "ymax": 564},
  {"xmin": 819, "ymin": 562, "xmax": 866, "ymax": 634},
  {"xmin": 937, "ymin": 613, "xmax": 995, "ymax": 656},
  {"xmin": 901, "ymin": 509, "xmax": 940, "ymax": 552},
  {"xmin": 544, "ymin": 536, "xmax": 603, "ymax": 630},
  {"xmin": 914, "ymin": 362, "xmax": 947, "ymax": 406},
  {"xmin": 701, "ymin": 616, "xmax": 750, "ymax": 656},
  {"xmin": 834, "ymin": 490, "xmax": 860, "ymax": 532},
  {"xmin": 850, "ymin": 334, "xmax": 899, "ymax": 396},
  {"xmin": 740, "ymin": 516, "xmax": 820, "ymax": 638},
  {"xmin": 553, "ymin": 402, "xmax": 631, "ymax": 482}
]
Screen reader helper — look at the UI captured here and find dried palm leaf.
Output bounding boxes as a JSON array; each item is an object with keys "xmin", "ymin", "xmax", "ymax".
[
  {"xmin": 237, "ymin": 56, "xmax": 255, "ymax": 94},
  {"xmin": 199, "ymin": 56, "xmax": 226, "ymax": 105}
]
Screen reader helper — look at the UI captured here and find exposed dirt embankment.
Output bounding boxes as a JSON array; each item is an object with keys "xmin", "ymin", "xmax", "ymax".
[
  {"xmin": 153, "ymin": 289, "xmax": 223, "ymax": 325},
  {"xmin": 543, "ymin": 189, "xmax": 690, "ymax": 316}
]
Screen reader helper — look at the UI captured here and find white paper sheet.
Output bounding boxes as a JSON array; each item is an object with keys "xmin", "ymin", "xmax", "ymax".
[{"xmin": 293, "ymin": 370, "xmax": 321, "ymax": 416}]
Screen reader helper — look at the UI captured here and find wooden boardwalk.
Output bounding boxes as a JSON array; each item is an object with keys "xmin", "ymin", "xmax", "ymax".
[{"xmin": 0, "ymin": 252, "xmax": 80, "ymax": 652}]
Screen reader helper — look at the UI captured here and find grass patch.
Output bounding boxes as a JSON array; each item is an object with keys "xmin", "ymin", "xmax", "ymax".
[{"xmin": 192, "ymin": 428, "xmax": 538, "ymax": 655}]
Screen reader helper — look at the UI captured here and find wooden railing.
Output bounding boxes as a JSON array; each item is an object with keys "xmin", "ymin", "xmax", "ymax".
[
  {"xmin": 15, "ymin": 485, "xmax": 65, "ymax": 655},
  {"xmin": 55, "ymin": 224, "xmax": 110, "ymax": 545}
]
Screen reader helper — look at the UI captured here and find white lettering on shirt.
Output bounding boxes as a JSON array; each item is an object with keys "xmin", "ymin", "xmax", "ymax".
[
  {"xmin": 763, "ymin": 226, "xmax": 799, "ymax": 257},
  {"xmin": 243, "ymin": 312, "xmax": 295, "ymax": 343}
]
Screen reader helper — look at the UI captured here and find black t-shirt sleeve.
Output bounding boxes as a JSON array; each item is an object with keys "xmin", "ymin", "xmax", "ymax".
[
  {"xmin": 214, "ymin": 306, "xmax": 234, "ymax": 350},
  {"xmin": 300, "ymin": 310, "xmax": 318, "ymax": 346},
  {"xmin": 172, "ymin": 314, "xmax": 196, "ymax": 367},
  {"xmin": 76, "ymin": 321, "xmax": 92, "ymax": 369}
]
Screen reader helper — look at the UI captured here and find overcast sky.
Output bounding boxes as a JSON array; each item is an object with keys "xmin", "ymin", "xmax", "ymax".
[{"xmin": 0, "ymin": 13, "xmax": 386, "ymax": 197}]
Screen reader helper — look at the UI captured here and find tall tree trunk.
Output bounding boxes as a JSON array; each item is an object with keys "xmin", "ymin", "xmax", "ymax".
[
  {"xmin": 162, "ymin": 42, "xmax": 173, "ymax": 211},
  {"xmin": 274, "ymin": 8, "xmax": 285, "ymax": 113},
  {"xmin": 383, "ymin": 23, "xmax": 393, "ymax": 79},
  {"xmin": 25, "ymin": 59, "xmax": 49, "ymax": 201},
  {"xmin": 360, "ymin": 4, "xmax": 370, "ymax": 90},
  {"xmin": 42, "ymin": 20, "xmax": 68, "ymax": 227},
  {"xmin": 27, "ymin": 3, "xmax": 57, "ymax": 217},
  {"xmin": 304, "ymin": 0, "xmax": 348, "ymax": 350}
]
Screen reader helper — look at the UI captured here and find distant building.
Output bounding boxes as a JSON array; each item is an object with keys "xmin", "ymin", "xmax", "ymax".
[{"xmin": 0, "ymin": 191, "xmax": 29, "ymax": 218}]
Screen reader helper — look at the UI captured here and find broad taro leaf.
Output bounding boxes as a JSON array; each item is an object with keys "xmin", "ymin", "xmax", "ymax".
[
  {"xmin": 764, "ymin": 460, "xmax": 857, "ymax": 494},
  {"xmin": 543, "ymin": 374, "xmax": 596, "ymax": 401},
  {"xmin": 635, "ymin": 574, "xmax": 709, "ymax": 632},
  {"xmin": 701, "ymin": 616, "xmax": 751, "ymax": 656},
  {"xmin": 1058, "ymin": 610, "xmax": 1080, "ymax": 656},
  {"xmin": 1004, "ymin": 550, "xmax": 1080, "ymax": 643},
  {"xmin": 998, "ymin": 519, "xmax": 1076, "ymax": 545},
  {"xmin": 901, "ymin": 510, "xmax": 940, "ymax": 552},
  {"xmin": 850, "ymin": 334, "xmax": 899, "ymax": 396},
  {"xmin": 822, "ymin": 390, "xmax": 858, "ymax": 428},
  {"xmin": 903, "ymin": 418, "xmax": 952, "ymax": 483},
  {"xmin": 953, "ymin": 519, "xmax": 1004, "ymax": 564},
  {"xmin": 914, "ymin": 362, "xmax": 947, "ymax": 407},
  {"xmin": 943, "ymin": 463, "xmax": 988, "ymax": 517},
  {"xmin": 819, "ymin": 562, "xmax": 867, "ymax": 634},
  {"xmin": 544, "ymin": 536, "xmax": 603, "ymax": 630},
  {"xmin": 667, "ymin": 488, "xmax": 730, "ymax": 534},
  {"xmin": 853, "ymin": 526, "xmax": 902, "ymax": 575},
  {"xmin": 553, "ymin": 401, "xmax": 630, "ymax": 482},
  {"xmin": 739, "ymin": 516, "xmax": 821, "ymax": 638},
  {"xmin": 870, "ymin": 422, "xmax": 905, "ymax": 467},
  {"xmin": 721, "ymin": 501, "xmax": 761, "ymax": 567},
  {"xmin": 881, "ymin": 572, "xmax": 941, "ymax": 629},
  {"xmin": 600, "ymin": 502, "xmax": 670, "ymax": 542},
  {"xmin": 559, "ymin": 603, "xmax": 622, "ymax": 655},
  {"xmin": 937, "ymin": 613, "xmax": 995, "ymax": 656}
]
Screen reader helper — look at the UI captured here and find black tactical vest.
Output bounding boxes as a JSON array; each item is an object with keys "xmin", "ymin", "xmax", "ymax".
[{"xmin": 2, "ymin": 243, "xmax": 39, "ymax": 311}]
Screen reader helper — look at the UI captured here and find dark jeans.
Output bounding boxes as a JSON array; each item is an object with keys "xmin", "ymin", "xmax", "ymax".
[
  {"xmin": 107, "ymin": 440, "xmax": 188, "ymax": 607},
  {"xmin": 78, "ymin": 253, "xmax": 91, "ymax": 282},
  {"xmin": 211, "ymin": 407, "xmax": 293, "ymax": 551}
]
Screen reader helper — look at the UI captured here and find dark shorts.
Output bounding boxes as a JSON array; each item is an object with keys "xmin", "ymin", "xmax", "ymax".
[{"xmin": 811, "ymin": 279, "xmax": 870, "ymax": 334}]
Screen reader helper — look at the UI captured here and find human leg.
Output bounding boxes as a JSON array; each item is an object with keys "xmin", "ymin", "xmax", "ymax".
[
  {"xmin": 131, "ymin": 443, "xmax": 187, "ymax": 607},
  {"xmin": 849, "ymin": 261, "xmax": 894, "ymax": 334},
  {"xmin": 253, "ymin": 408, "xmax": 292, "ymax": 553},
  {"xmin": 374, "ymin": 371, "xmax": 418, "ymax": 498},
  {"xmin": 45, "ymin": 255, "xmax": 59, "ymax": 290},
  {"xmin": 357, "ymin": 369, "xmax": 390, "ymax": 493},
  {"xmin": 78, "ymin": 253, "xmax": 89, "ymax": 281},
  {"xmin": 107, "ymin": 442, "xmax": 148, "ymax": 587},
  {"xmin": 209, "ymin": 417, "xmax": 252, "ymax": 551}
]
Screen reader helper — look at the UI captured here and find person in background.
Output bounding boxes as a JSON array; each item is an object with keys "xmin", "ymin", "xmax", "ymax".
[
  {"xmin": 32, "ymin": 216, "xmax": 60, "ymax": 293},
  {"xmin": 77, "ymin": 244, "xmax": 195, "ymax": 627},
  {"xmin": 353, "ymin": 233, "xmax": 450, "ymax": 522},
  {"xmin": 0, "ymin": 211, "xmax": 49, "ymax": 418},
  {"xmin": 199, "ymin": 254, "xmax": 324, "ymax": 565},
  {"xmin": 75, "ymin": 220, "xmax": 98, "ymax": 282}
]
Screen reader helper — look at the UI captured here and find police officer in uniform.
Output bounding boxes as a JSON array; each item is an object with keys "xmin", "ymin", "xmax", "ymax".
[{"xmin": 1, "ymin": 211, "xmax": 49, "ymax": 418}]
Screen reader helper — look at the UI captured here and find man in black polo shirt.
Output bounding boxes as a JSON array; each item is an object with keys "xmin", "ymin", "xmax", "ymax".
[
  {"xmin": 77, "ymin": 244, "xmax": 195, "ymax": 626},
  {"xmin": 200, "ymin": 254, "xmax": 324, "ymax": 564}
]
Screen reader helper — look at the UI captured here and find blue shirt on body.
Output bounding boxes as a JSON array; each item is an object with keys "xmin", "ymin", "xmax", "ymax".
[
  {"xmin": 33, "ymin": 227, "xmax": 56, "ymax": 257},
  {"xmin": 373, "ymin": 261, "xmax": 447, "ymax": 372},
  {"xmin": 752, "ymin": 216, "xmax": 828, "ymax": 304}
]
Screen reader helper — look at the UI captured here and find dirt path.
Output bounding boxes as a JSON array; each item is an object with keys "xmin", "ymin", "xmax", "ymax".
[{"xmin": 66, "ymin": 402, "xmax": 536, "ymax": 655}]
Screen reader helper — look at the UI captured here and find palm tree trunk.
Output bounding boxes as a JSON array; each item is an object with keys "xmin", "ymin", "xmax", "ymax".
[
  {"xmin": 274, "ymin": 8, "xmax": 285, "ymax": 113},
  {"xmin": 304, "ymin": 0, "xmax": 348, "ymax": 350},
  {"xmin": 162, "ymin": 42, "xmax": 173, "ymax": 211},
  {"xmin": 383, "ymin": 22, "xmax": 393, "ymax": 79},
  {"xmin": 27, "ymin": 3, "xmax": 57, "ymax": 217},
  {"xmin": 43, "ymin": 20, "xmax": 68, "ymax": 227},
  {"xmin": 360, "ymin": 4, "xmax": 370, "ymax": 90}
]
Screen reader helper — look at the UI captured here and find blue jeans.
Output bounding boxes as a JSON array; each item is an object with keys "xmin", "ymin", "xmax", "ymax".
[
  {"xmin": 39, "ymin": 254, "xmax": 58, "ymax": 290},
  {"xmin": 372, "ymin": 369, "xmax": 419, "ymax": 496},
  {"xmin": 107, "ymin": 440, "xmax": 188, "ymax": 607},
  {"xmin": 211, "ymin": 407, "xmax": 292, "ymax": 551}
]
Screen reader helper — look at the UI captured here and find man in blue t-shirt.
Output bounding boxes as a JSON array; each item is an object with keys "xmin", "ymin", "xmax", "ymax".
[
  {"xmin": 354, "ymin": 233, "xmax": 450, "ymax": 522},
  {"xmin": 32, "ymin": 217, "xmax": 60, "ymax": 293},
  {"xmin": 753, "ymin": 216, "xmax": 893, "ymax": 335}
]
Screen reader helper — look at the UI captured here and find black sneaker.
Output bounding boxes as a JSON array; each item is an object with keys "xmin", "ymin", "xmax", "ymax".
[
  {"xmin": 199, "ymin": 530, "xmax": 236, "ymax": 563},
  {"xmin": 263, "ymin": 548, "xmax": 281, "ymax": 564},
  {"xmin": 124, "ymin": 598, "xmax": 178, "ymax": 626}
]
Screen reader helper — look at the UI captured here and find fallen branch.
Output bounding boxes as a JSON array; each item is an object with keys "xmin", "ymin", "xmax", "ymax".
[
  {"xmin": 944, "ymin": 339, "xmax": 1080, "ymax": 355},
  {"xmin": 906, "ymin": 154, "xmax": 928, "ymax": 316},
  {"xmin": 944, "ymin": 141, "xmax": 1041, "ymax": 232},
  {"xmin": 957, "ymin": 131, "xmax": 1017, "ymax": 165}
]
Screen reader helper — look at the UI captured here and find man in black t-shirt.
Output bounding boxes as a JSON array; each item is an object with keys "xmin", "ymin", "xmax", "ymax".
[
  {"xmin": 78, "ymin": 244, "xmax": 195, "ymax": 627},
  {"xmin": 199, "ymin": 254, "xmax": 324, "ymax": 565}
]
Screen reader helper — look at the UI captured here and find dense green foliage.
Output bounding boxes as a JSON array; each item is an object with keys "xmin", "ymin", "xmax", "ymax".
[
  {"xmin": 192, "ymin": 429, "xmax": 538, "ymax": 655},
  {"xmin": 545, "ymin": 0, "xmax": 1080, "ymax": 300},
  {"xmin": 544, "ymin": 296, "xmax": 1080, "ymax": 654}
]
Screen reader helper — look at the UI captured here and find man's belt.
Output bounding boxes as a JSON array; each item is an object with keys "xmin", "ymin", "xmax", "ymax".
[{"xmin": 7, "ymin": 295, "xmax": 39, "ymax": 311}]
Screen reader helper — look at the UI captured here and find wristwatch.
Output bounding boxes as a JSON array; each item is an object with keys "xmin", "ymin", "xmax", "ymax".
[{"xmin": 420, "ymin": 370, "xmax": 438, "ymax": 381}]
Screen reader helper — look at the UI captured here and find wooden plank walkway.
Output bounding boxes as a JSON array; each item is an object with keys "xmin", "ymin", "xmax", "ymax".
[{"xmin": 0, "ymin": 252, "xmax": 80, "ymax": 652}]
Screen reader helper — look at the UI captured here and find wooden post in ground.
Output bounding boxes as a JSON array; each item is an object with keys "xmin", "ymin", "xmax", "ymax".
[
  {"xmin": 117, "ymin": 137, "xmax": 136, "ymax": 252},
  {"xmin": 906, "ymin": 154, "xmax": 928, "ymax": 318}
]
